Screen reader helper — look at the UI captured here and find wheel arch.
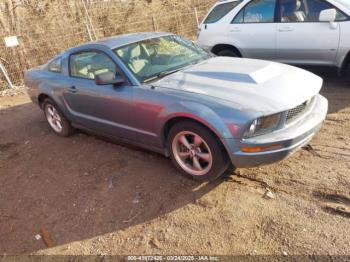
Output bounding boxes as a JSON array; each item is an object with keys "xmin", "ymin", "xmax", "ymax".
[
  {"xmin": 38, "ymin": 93, "xmax": 51, "ymax": 108},
  {"xmin": 37, "ymin": 92, "xmax": 71, "ymax": 122},
  {"xmin": 211, "ymin": 44, "xmax": 242, "ymax": 57},
  {"xmin": 161, "ymin": 114, "xmax": 232, "ymax": 160}
]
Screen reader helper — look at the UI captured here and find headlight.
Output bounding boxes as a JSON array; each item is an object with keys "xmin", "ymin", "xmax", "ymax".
[{"xmin": 244, "ymin": 113, "xmax": 282, "ymax": 138}]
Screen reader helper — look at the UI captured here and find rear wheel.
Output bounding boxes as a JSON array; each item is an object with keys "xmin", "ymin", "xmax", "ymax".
[
  {"xmin": 217, "ymin": 49, "xmax": 240, "ymax": 57},
  {"xmin": 346, "ymin": 64, "xmax": 350, "ymax": 78},
  {"xmin": 340, "ymin": 67, "xmax": 350, "ymax": 79},
  {"xmin": 43, "ymin": 98, "xmax": 74, "ymax": 137},
  {"xmin": 167, "ymin": 121, "xmax": 230, "ymax": 181}
]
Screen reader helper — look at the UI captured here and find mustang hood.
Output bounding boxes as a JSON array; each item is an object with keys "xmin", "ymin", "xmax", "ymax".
[{"xmin": 154, "ymin": 57, "xmax": 323, "ymax": 115}]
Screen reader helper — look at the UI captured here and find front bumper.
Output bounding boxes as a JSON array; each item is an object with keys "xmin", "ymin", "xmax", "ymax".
[{"xmin": 225, "ymin": 94, "xmax": 328, "ymax": 168}]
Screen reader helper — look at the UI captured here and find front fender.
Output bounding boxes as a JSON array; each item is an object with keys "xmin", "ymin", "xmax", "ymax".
[{"xmin": 156, "ymin": 101, "xmax": 236, "ymax": 155}]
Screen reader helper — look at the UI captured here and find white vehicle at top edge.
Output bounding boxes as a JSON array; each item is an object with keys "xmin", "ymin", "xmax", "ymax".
[{"xmin": 197, "ymin": 0, "xmax": 350, "ymax": 73}]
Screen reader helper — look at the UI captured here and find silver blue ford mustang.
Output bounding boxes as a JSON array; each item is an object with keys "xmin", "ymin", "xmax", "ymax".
[{"xmin": 25, "ymin": 32, "xmax": 328, "ymax": 181}]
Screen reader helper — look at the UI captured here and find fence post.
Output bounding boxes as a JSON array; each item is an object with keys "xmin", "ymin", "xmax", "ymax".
[
  {"xmin": 194, "ymin": 7, "xmax": 200, "ymax": 27},
  {"xmin": 172, "ymin": 4, "xmax": 180, "ymax": 34},
  {"xmin": 0, "ymin": 62, "xmax": 14, "ymax": 89},
  {"xmin": 152, "ymin": 15, "xmax": 157, "ymax": 32},
  {"xmin": 81, "ymin": 0, "xmax": 98, "ymax": 40},
  {"xmin": 86, "ymin": 24, "xmax": 94, "ymax": 41}
]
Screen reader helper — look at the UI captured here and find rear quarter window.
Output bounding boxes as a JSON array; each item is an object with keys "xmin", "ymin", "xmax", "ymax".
[
  {"xmin": 204, "ymin": 1, "xmax": 242, "ymax": 24},
  {"xmin": 48, "ymin": 57, "xmax": 62, "ymax": 73}
]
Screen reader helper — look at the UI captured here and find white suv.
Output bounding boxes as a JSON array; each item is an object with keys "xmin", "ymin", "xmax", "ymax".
[{"xmin": 197, "ymin": 0, "xmax": 350, "ymax": 73}]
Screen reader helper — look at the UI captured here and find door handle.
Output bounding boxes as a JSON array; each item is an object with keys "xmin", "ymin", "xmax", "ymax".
[
  {"xmin": 69, "ymin": 86, "xmax": 78, "ymax": 93},
  {"xmin": 278, "ymin": 26, "xmax": 293, "ymax": 32},
  {"xmin": 230, "ymin": 27, "xmax": 240, "ymax": 32}
]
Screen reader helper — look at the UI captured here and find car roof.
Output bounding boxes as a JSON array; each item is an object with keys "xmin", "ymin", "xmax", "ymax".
[{"xmin": 77, "ymin": 32, "xmax": 173, "ymax": 50}]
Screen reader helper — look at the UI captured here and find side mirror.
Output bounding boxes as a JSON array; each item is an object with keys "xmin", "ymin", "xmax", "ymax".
[
  {"xmin": 319, "ymin": 8, "xmax": 336, "ymax": 22},
  {"xmin": 95, "ymin": 72, "xmax": 124, "ymax": 86}
]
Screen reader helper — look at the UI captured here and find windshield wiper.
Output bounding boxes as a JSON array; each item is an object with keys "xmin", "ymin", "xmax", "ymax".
[
  {"xmin": 157, "ymin": 68, "xmax": 182, "ymax": 78},
  {"xmin": 143, "ymin": 68, "xmax": 182, "ymax": 83},
  {"xmin": 143, "ymin": 76, "xmax": 160, "ymax": 83}
]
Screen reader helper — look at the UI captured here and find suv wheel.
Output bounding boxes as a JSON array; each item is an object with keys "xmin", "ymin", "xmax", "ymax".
[
  {"xmin": 43, "ymin": 98, "xmax": 74, "ymax": 137},
  {"xmin": 167, "ymin": 121, "xmax": 230, "ymax": 181}
]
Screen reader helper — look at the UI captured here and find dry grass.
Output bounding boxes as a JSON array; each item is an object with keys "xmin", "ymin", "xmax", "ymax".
[{"xmin": 0, "ymin": 0, "xmax": 215, "ymax": 87}]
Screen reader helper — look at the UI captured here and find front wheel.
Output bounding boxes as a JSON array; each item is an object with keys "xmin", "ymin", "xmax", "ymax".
[{"xmin": 167, "ymin": 121, "xmax": 230, "ymax": 181}]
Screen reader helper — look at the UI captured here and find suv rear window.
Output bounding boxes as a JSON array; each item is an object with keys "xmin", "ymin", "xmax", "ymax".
[{"xmin": 204, "ymin": 1, "xmax": 242, "ymax": 24}]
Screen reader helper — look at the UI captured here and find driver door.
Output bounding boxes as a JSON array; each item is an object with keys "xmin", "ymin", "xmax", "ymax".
[{"xmin": 63, "ymin": 50, "xmax": 135, "ymax": 140}]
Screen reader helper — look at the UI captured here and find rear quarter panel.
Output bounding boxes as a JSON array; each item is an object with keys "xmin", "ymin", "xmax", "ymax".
[
  {"xmin": 197, "ymin": 0, "xmax": 249, "ymax": 53},
  {"xmin": 24, "ymin": 68, "xmax": 71, "ymax": 119},
  {"xmin": 24, "ymin": 68, "xmax": 47, "ymax": 106}
]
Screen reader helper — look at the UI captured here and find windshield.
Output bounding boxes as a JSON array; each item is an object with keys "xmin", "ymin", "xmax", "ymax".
[
  {"xmin": 114, "ymin": 35, "xmax": 210, "ymax": 83},
  {"xmin": 333, "ymin": 0, "xmax": 350, "ymax": 9}
]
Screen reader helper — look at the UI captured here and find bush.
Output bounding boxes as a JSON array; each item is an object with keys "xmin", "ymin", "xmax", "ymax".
[{"xmin": 0, "ymin": 0, "xmax": 215, "ymax": 85}]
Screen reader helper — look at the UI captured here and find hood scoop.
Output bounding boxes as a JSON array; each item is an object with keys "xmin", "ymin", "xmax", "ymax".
[
  {"xmin": 154, "ymin": 57, "xmax": 322, "ymax": 115},
  {"xmin": 249, "ymin": 63, "xmax": 284, "ymax": 84},
  {"xmin": 183, "ymin": 58, "xmax": 284, "ymax": 85}
]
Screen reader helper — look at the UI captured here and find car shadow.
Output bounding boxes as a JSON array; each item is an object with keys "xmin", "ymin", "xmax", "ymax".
[{"xmin": 0, "ymin": 102, "xmax": 226, "ymax": 254}]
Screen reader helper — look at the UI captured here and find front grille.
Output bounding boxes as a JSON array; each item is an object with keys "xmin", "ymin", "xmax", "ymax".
[{"xmin": 285, "ymin": 97, "xmax": 314, "ymax": 125}]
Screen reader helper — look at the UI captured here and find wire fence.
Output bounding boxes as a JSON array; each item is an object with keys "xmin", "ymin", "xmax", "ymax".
[{"xmin": 0, "ymin": 0, "xmax": 215, "ymax": 87}]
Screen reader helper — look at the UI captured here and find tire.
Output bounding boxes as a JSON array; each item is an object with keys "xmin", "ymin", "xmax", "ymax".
[
  {"xmin": 223, "ymin": 163, "xmax": 237, "ymax": 176},
  {"xmin": 346, "ymin": 65, "xmax": 350, "ymax": 78},
  {"xmin": 43, "ymin": 98, "xmax": 74, "ymax": 137},
  {"xmin": 167, "ymin": 121, "xmax": 230, "ymax": 181},
  {"xmin": 339, "ymin": 68, "xmax": 350, "ymax": 79},
  {"xmin": 217, "ymin": 49, "xmax": 240, "ymax": 57}
]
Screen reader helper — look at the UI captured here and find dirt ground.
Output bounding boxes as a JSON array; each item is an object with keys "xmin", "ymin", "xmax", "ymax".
[{"xmin": 0, "ymin": 69, "xmax": 349, "ymax": 256}]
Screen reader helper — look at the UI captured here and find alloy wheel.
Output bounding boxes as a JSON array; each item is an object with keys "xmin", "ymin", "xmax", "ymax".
[
  {"xmin": 172, "ymin": 131, "xmax": 213, "ymax": 176},
  {"xmin": 45, "ymin": 105, "xmax": 63, "ymax": 133}
]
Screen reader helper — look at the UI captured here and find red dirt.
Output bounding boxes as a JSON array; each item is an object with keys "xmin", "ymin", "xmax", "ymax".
[{"xmin": 0, "ymin": 70, "xmax": 349, "ymax": 255}]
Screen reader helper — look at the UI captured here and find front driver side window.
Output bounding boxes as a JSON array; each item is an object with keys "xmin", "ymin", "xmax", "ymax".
[
  {"xmin": 70, "ymin": 51, "xmax": 117, "ymax": 80},
  {"xmin": 232, "ymin": 0, "xmax": 276, "ymax": 23}
]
